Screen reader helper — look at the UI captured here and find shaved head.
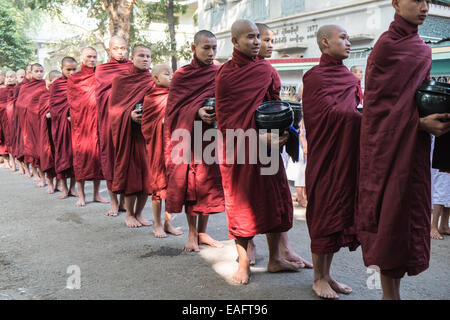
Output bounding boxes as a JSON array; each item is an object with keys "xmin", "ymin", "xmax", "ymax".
[
  {"xmin": 151, "ymin": 63, "xmax": 171, "ymax": 77},
  {"xmin": 256, "ymin": 23, "xmax": 271, "ymax": 34},
  {"xmin": 48, "ymin": 70, "xmax": 62, "ymax": 81},
  {"xmin": 109, "ymin": 36, "xmax": 127, "ymax": 48},
  {"xmin": 231, "ymin": 19, "xmax": 258, "ymax": 39},
  {"xmin": 81, "ymin": 46, "xmax": 97, "ymax": 56},
  {"xmin": 62, "ymin": 56, "xmax": 77, "ymax": 67},
  {"xmin": 132, "ymin": 44, "xmax": 151, "ymax": 57},
  {"xmin": 31, "ymin": 63, "xmax": 44, "ymax": 71},
  {"xmin": 194, "ymin": 30, "xmax": 216, "ymax": 46},
  {"xmin": 6, "ymin": 70, "xmax": 15, "ymax": 77},
  {"xmin": 316, "ymin": 25, "xmax": 345, "ymax": 52}
]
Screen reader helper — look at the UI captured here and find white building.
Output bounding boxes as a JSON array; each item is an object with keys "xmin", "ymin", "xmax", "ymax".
[{"xmin": 198, "ymin": 0, "xmax": 450, "ymax": 98}]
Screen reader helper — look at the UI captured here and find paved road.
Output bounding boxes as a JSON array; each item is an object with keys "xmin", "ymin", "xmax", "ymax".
[{"xmin": 0, "ymin": 167, "xmax": 448, "ymax": 300}]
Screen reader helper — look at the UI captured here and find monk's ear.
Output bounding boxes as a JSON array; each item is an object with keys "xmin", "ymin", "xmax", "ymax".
[
  {"xmin": 392, "ymin": 0, "xmax": 400, "ymax": 12},
  {"xmin": 191, "ymin": 43, "xmax": 196, "ymax": 54},
  {"xmin": 231, "ymin": 37, "xmax": 238, "ymax": 47}
]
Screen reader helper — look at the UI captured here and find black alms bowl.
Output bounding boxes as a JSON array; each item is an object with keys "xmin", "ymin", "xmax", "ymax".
[
  {"xmin": 255, "ymin": 100, "xmax": 293, "ymax": 132},
  {"xmin": 282, "ymin": 100, "xmax": 303, "ymax": 128},
  {"xmin": 203, "ymin": 97, "xmax": 215, "ymax": 115},
  {"xmin": 415, "ymin": 80, "xmax": 450, "ymax": 118}
]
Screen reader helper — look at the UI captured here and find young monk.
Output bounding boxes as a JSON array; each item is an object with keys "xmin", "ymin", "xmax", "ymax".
[
  {"xmin": 12, "ymin": 64, "xmax": 32, "ymax": 176},
  {"xmin": 38, "ymin": 70, "xmax": 61, "ymax": 194},
  {"xmin": 350, "ymin": 65, "xmax": 364, "ymax": 105},
  {"xmin": 68, "ymin": 47, "xmax": 108, "ymax": 207},
  {"xmin": 16, "ymin": 69, "xmax": 25, "ymax": 84},
  {"xmin": 50, "ymin": 57, "xmax": 78, "ymax": 199},
  {"xmin": 95, "ymin": 36, "xmax": 133, "ymax": 217},
  {"xmin": 15, "ymin": 63, "xmax": 46, "ymax": 180},
  {"xmin": 302, "ymin": 25, "xmax": 361, "ymax": 299},
  {"xmin": 358, "ymin": 0, "xmax": 450, "ymax": 300},
  {"xmin": 255, "ymin": 22, "xmax": 313, "ymax": 269},
  {"xmin": 215, "ymin": 20, "xmax": 303, "ymax": 285},
  {"xmin": 109, "ymin": 44, "xmax": 154, "ymax": 228},
  {"xmin": 165, "ymin": 30, "xmax": 225, "ymax": 252},
  {"xmin": 141, "ymin": 63, "xmax": 182, "ymax": 237},
  {"xmin": 1, "ymin": 71, "xmax": 17, "ymax": 171}
]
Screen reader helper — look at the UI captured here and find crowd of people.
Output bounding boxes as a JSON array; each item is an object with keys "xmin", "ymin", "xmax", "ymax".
[{"xmin": 0, "ymin": 0, "xmax": 449, "ymax": 300}]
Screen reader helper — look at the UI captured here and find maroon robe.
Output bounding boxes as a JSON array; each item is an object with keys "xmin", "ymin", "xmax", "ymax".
[
  {"xmin": 142, "ymin": 85, "xmax": 169, "ymax": 198},
  {"xmin": 302, "ymin": 53, "xmax": 361, "ymax": 254},
  {"xmin": 11, "ymin": 79, "xmax": 29, "ymax": 159},
  {"xmin": 95, "ymin": 58, "xmax": 133, "ymax": 189},
  {"xmin": 164, "ymin": 55, "xmax": 225, "ymax": 216},
  {"xmin": 38, "ymin": 89, "xmax": 56, "ymax": 178},
  {"xmin": 50, "ymin": 75, "xmax": 74, "ymax": 179},
  {"xmin": 0, "ymin": 85, "xmax": 15, "ymax": 154},
  {"xmin": 215, "ymin": 49, "xmax": 292, "ymax": 239},
  {"xmin": 358, "ymin": 14, "xmax": 433, "ymax": 278},
  {"xmin": 68, "ymin": 65, "xmax": 103, "ymax": 181},
  {"xmin": 15, "ymin": 79, "xmax": 46, "ymax": 163},
  {"xmin": 26, "ymin": 87, "xmax": 48, "ymax": 167},
  {"xmin": 109, "ymin": 66, "xmax": 153, "ymax": 195}
]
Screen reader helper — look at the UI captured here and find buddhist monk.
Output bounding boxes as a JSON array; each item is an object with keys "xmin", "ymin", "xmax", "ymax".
[
  {"xmin": 215, "ymin": 20, "xmax": 303, "ymax": 285},
  {"xmin": 68, "ymin": 47, "xmax": 108, "ymax": 207},
  {"xmin": 1, "ymin": 71, "xmax": 17, "ymax": 171},
  {"xmin": 15, "ymin": 63, "xmax": 46, "ymax": 181},
  {"xmin": 16, "ymin": 69, "xmax": 25, "ymax": 84},
  {"xmin": 141, "ymin": 63, "xmax": 182, "ymax": 237},
  {"xmin": 39, "ymin": 70, "xmax": 61, "ymax": 194},
  {"xmin": 0, "ymin": 71, "xmax": 14, "ymax": 166},
  {"xmin": 165, "ymin": 30, "xmax": 225, "ymax": 251},
  {"xmin": 358, "ymin": 0, "xmax": 450, "ymax": 300},
  {"xmin": 95, "ymin": 36, "xmax": 133, "ymax": 216},
  {"xmin": 109, "ymin": 44, "xmax": 154, "ymax": 228},
  {"xmin": 12, "ymin": 64, "xmax": 32, "ymax": 176},
  {"xmin": 50, "ymin": 57, "xmax": 78, "ymax": 199},
  {"xmin": 255, "ymin": 22, "xmax": 313, "ymax": 269},
  {"xmin": 350, "ymin": 65, "xmax": 364, "ymax": 105},
  {"xmin": 302, "ymin": 25, "xmax": 361, "ymax": 299}
]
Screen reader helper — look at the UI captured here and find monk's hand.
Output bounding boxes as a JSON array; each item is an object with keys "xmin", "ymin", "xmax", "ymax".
[
  {"xmin": 131, "ymin": 109, "xmax": 142, "ymax": 124},
  {"xmin": 197, "ymin": 106, "xmax": 216, "ymax": 125},
  {"xmin": 260, "ymin": 131, "xmax": 289, "ymax": 147},
  {"xmin": 419, "ymin": 113, "xmax": 450, "ymax": 137},
  {"xmin": 46, "ymin": 112, "xmax": 51, "ymax": 119}
]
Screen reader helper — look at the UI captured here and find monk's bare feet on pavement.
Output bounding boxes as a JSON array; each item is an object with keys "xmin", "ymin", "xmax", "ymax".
[
  {"xmin": 183, "ymin": 232, "xmax": 200, "ymax": 252},
  {"xmin": 69, "ymin": 188, "xmax": 79, "ymax": 197},
  {"xmin": 328, "ymin": 277, "xmax": 352, "ymax": 295},
  {"xmin": 153, "ymin": 224, "xmax": 168, "ymax": 238},
  {"xmin": 431, "ymin": 226, "xmax": 444, "ymax": 240},
  {"xmin": 267, "ymin": 258, "xmax": 302, "ymax": 273},
  {"xmin": 198, "ymin": 232, "xmax": 223, "ymax": 248},
  {"xmin": 76, "ymin": 197, "xmax": 86, "ymax": 207},
  {"xmin": 232, "ymin": 265, "xmax": 250, "ymax": 285},
  {"xmin": 247, "ymin": 240, "xmax": 256, "ymax": 265},
  {"xmin": 313, "ymin": 279, "xmax": 339, "ymax": 299},
  {"xmin": 438, "ymin": 226, "xmax": 450, "ymax": 236},
  {"xmin": 93, "ymin": 195, "xmax": 110, "ymax": 204},
  {"xmin": 46, "ymin": 184, "xmax": 55, "ymax": 194},
  {"xmin": 281, "ymin": 249, "xmax": 313, "ymax": 268},
  {"xmin": 106, "ymin": 202, "xmax": 119, "ymax": 216},
  {"xmin": 136, "ymin": 213, "xmax": 153, "ymax": 227},
  {"xmin": 35, "ymin": 181, "xmax": 46, "ymax": 188},
  {"xmin": 125, "ymin": 216, "xmax": 142, "ymax": 228},
  {"xmin": 57, "ymin": 191, "xmax": 69, "ymax": 199},
  {"xmin": 164, "ymin": 221, "xmax": 183, "ymax": 236}
]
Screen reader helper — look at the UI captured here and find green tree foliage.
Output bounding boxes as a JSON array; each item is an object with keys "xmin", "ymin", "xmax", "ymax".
[
  {"xmin": 13, "ymin": 0, "xmax": 193, "ymax": 67},
  {"xmin": 0, "ymin": 2, "xmax": 34, "ymax": 70}
]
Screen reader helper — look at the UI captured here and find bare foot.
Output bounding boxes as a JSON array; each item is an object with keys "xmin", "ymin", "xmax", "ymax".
[
  {"xmin": 69, "ymin": 189, "xmax": 79, "ymax": 197},
  {"xmin": 125, "ymin": 216, "xmax": 142, "ymax": 228},
  {"xmin": 247, "ymin": 240, "xmax": 256, "ymax": 266},
  {"xmin": 35, "ymin": 181, "xmax": 46, "ymax": 188},
  {"xmin": 299, "ymin": 199, "xmax": 308, "ymax": 207},
  {"xmin": 10, "ymin": 167, "xmax": 17, "ymax": 172},
  {"xmin": 76, "ymin": 198, "xmax": 86, "ymax": 207},
  {"xmin": 438, "ymin": 226, "xmax": 450, "ymax": 236},
  {"xmin": 198, "ymin": 233, "xmax": 223, "ymax": 248},
  {"xmin": 328, "ymin": 278, "xmax": 352, "ymax": 295},
  {"xmin": 183, "ymin": 235, "xmax": 200, "ymax": 252},
  {"xmin": 232, "ymin": 266, "xmax": 250, "ymax": 285},
  {"xmin": 46, "ymin": 185, "xmax": 55, "ymax": 194},
  {"xmin": 431, "ymin": 226, "xmax": 444, "ymax": 240},
  {"xmin": 267, "ymin": 258, "xmax": 302, "ymax": 273},
  {"xmin": 281, "ymin": 249, "xmax": 313, "ymax": 268},
  {"xmin": 153, "ymin": 225, "xmax": 168, "ymax": 238},
  {"xmin": 105, "ymin": 203, "xmax": 119, "ymax": 217},
  {"xmin": 136, "ymin": 214, "xmax": 153, "ymax": 227},
  {"xmin": 313, "ymin": 279, "xmax": 339, "ymax": 299},
  {"xmin": 93, "ymin": 195, "xmax": 110, "ymax": 204},
  {"xmin": 32, "ymin": 175, "xmax": 40, "ymax": 182},
  {"xmin": 57, "ymin": 191, "xmax": 69, "ymax": 199},
  {"xmin": 164, "ymin": 221, "xmax": 183, "ymax": 236},
  {"xmin": 25, "ymin": 172, "xmax": 32, "ymax": 178}
]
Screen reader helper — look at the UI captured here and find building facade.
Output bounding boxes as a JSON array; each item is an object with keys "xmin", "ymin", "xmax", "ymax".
[{"xmin": 198, "ymin": 0, "xmax": 450, "ymax": 98}]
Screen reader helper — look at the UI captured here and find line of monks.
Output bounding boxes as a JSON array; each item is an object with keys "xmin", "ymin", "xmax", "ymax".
[{"xmin": 0, "ymin": 0, "xmax": 449, "ymax": 300}]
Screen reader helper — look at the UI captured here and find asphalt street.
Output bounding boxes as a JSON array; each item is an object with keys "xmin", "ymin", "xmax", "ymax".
[{"xmin": 0, "ymin": 167, "xmax": 448, "ymax": 300}]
